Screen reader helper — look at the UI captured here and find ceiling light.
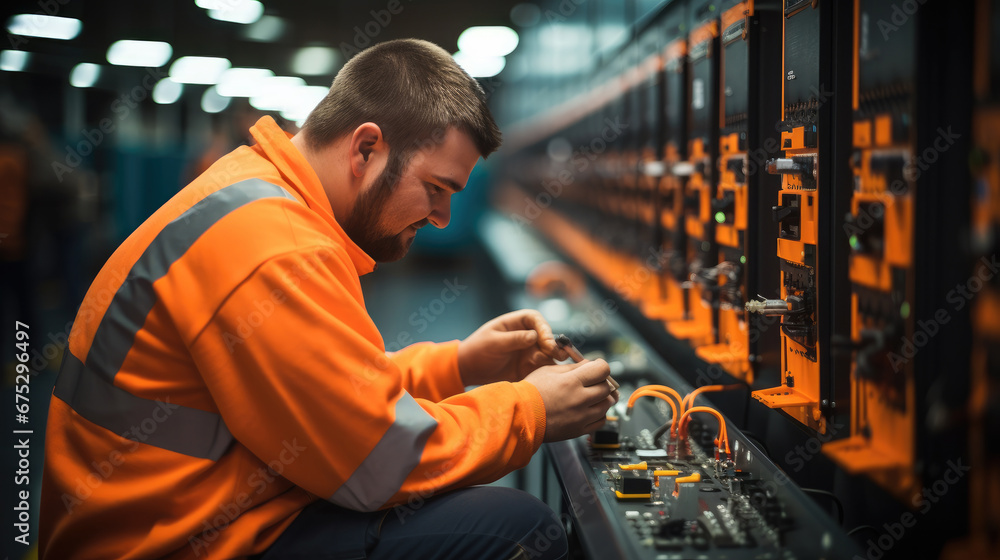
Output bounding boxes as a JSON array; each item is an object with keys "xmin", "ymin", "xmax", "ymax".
[
  {"xmin": 0, "ymin": 50, "xmax": 30, "ymax": 72},
  {"xmin": 216, "ymin": 67, "xmax": 274, "ymax": 97},
  {"xmin": 153, "ymin": 78, "xmax": 183, "ymax": 104},
  {"xmin": 457, "ymin": 26, "xmax": 519, "ymax": 57},
  {"xmin": 279, "ymin": 85, "xmax": 329, "ymax": 123},
  {"xmin": 169, "ymin": 56, "xmax": 231, "ymax": 84},
  {"xmin": 291, "ymin": 46, "xmax": 339, "ymax": 76},
  {"xmin": 248, "ymin": 76, "xmax": 307, "ymax": 111},
  {"xmin": 6, "ymin": 14, "xmax": 81, "ymax": 40},
  {"xmin": 201, "ymin": 86, "xmax": 231, "ymax": 113},
  {"xmin": 208, "ymin": 0, "xmax": 264, "ymax": 25},
  {"xmin": 452, "ymin": 51, "xmax": 506, "ymax": 78},
  {"xmin": 70, "ymin": 63, "xmax": 101, "ymax": 87},
  {"xmin": 242, "ymin": 15, "xmax": 286, "ymax": 42},
  {"xmin": 107, "ymin": 40, "xmax": 173, "ymax": 67}
]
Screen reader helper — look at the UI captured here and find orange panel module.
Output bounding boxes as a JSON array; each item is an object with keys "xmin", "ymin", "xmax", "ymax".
[
  {"xmin": 822, "ymin": 0, "xmax": 919, "ymax": 502},
  {"xmin": 667, "ymin": 17, "xmax": 718, "ymax": 349},
  {"xmin": 696, "ymin": 1, "xmax": 755, "ymax": 383},
  {"xmin": 747, "ymin": 0, "xmax": 825, "ymax": 433},
  {"xmin": 647, "ymin": 36, "xmax": 690, "ymax": 324}
]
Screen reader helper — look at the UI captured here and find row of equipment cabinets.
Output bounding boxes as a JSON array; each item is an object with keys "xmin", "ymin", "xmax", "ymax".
[{"xmin": 499, "ymin": 0, "xmax": 1000, "ymax": 557}]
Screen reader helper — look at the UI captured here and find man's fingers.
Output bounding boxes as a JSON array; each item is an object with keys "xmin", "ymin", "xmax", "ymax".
[
  {"xmin": 527, "ymin": 350, "xmax": 556, "ymax": 369},
  {"xmin": 492, "ymin": 328, "xmax": 538, "ymax": 351},
  {"xmin": 582, "ymin": 382, "xmax": 613, "ymax": 406},
  {"xmin": 515, "ymin": 309, "xmax": 568, "ymax": 359},
  {"xmin": 571, "ymin": 359, "xmax": 611, "ymax": 387}
]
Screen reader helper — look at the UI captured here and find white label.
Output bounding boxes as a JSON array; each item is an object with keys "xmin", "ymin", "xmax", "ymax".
[{"xmin": 692, "ymin": 78, "xmax": 705, "ymax": 110}]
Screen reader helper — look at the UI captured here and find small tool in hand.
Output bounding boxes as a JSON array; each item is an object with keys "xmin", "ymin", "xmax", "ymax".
[{"xmin": 554, "ymin": 334, "xmax": 620, "ymax": 391}]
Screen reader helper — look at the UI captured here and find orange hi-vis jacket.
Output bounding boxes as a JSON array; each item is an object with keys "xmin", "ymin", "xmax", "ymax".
[{"xmin": 40, "ymin": 116, "xmax": 547, "ymax": 560}]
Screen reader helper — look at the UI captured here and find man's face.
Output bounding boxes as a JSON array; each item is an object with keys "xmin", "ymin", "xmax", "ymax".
[{"xmin": 342, "ymin": 127, "xmax": 481, "ymax": 262}]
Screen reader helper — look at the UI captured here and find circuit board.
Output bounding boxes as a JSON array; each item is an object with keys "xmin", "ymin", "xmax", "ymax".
[{"xmin": 547, "ymin": 381, "xmax": 862, "ymax": 559}]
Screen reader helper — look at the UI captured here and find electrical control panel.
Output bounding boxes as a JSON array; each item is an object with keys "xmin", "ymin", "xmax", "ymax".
[
  {"xmin": 549, "ymin": 384, "xmax": 860, "ymax": 559},
  {"xmin": 667, "ymin": 1, "xmax": 719, "ymax": 348},
  {"xmin": 745, "ymin": 0, "xmax": 827, "ymax": 433},
  {"xmin": 496, "ymin": 0, "xmax": 985, "ymax": 556},
  {"xmin": 646, "ymin": 9, "xmax": 689, "ymax": 325},
  {"xmin": 695, "ymin": 0, "xmax": 756, "ymax": 382},
  {"xmin": 821, "ymin": 0, "xmax": 919, "ymax": 501}
]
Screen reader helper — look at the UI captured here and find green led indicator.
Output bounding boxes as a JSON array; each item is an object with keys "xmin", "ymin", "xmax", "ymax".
[
  {"xmin": 849, "ymin": 235, "xmax": 859, "ymax": 250},
  {"xmin": 715, "ymin": 211, "xmax": 726, "ymax": 223},
  {"xmin": 900, "ymin": 302, "xmax": 911, "ymax": 319},
  {"xmin": 740, "ymin": 255, "xmax": 747, "ymax": 264}
]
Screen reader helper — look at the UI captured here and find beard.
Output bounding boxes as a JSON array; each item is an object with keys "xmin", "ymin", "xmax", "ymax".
[{"xmin": 341, "ymin": 153, "xmax": 423, "ymax": 262}]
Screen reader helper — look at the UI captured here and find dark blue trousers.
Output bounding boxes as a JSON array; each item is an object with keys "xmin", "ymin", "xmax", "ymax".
[{"xmin": 252, "ymin": 486, "xmax": 569, "ymax": 560}]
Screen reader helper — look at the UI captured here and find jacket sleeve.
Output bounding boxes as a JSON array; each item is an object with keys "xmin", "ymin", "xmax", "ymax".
[
  {"xmin": 187, "ymin": 246, "xmax": 547, "ymax": 512},
  {"xmin": 389, "ymin": 341, "xmax": 467, "ymax": 402}
]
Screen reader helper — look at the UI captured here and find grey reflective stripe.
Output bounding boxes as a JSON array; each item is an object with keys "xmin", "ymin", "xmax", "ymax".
[
  {"xmin": 54, "ymin": 353, "xmax": 234, "ymax": 461},
  {"xmin": 56, "ymin": 178, "xmax": 297, "ymax": 459},
  {"xmin": 330, "ymin": 392, "xmax": 438, "ymax": 511},
  {"xmin": 88, "ymin": 179, "xmax": 298, "ymax": 382}
]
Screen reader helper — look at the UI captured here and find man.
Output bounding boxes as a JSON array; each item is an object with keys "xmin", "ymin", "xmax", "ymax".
[{"xmin": 39, "ymin": 39, "xmax": 617, "ymax": 559}]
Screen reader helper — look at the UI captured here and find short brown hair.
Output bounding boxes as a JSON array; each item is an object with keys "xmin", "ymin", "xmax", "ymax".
[{"xmin": 302, "ymin": 38, "xmax": 501, "ymax": 161}]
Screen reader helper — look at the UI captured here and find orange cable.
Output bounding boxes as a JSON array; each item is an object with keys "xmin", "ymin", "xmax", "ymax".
[
  {"xmin": 678, "ymin": 406, "xmax": 730, "ymax": 455},
  {"xmin": 627, "ymin": 389, "xmax": 679, "ymax": 437},
  {"xmin": 682, "ymin": 383, "xmax": 744, "ymax": 412}
]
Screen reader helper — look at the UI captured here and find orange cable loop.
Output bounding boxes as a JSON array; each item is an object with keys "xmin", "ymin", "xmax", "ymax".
[
  {"xmin": 678, "ymin": 406, "xmax": 730, "ymax": 455},
  {"xmin": 630, "ymin": 384, "xmax": 684, "ymax": 411},
  {"xmin": 627, "ymin": 389, "xmax": 679, "ymax": 437}
]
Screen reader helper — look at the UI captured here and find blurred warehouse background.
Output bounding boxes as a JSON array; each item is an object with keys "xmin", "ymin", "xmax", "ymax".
[{"xmin": 2, "ymin": 1, "xmax": 999, "ymax": 559}]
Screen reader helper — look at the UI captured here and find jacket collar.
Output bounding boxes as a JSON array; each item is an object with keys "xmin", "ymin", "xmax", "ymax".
[{"xmin": 248, "ymin": 116, "xmax": 377, "ymax": 275}]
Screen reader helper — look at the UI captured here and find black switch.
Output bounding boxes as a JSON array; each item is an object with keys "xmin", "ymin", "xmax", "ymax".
[
  {"xmin": 772, "ymin": 204, "xmax": 799, "ymax": 223},
  {"xmin": 621, "ymin": 476, "xmax": 653, "ymax": 495}
]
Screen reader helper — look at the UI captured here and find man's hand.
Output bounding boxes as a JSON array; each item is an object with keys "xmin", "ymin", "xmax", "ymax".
[
  {"xmin": 523, "ymin": 360, "xmax": 618, "ymax": 442},
  {"xmin": 458, "ymin": 310, "xmax": 569, "ymax": 387}
]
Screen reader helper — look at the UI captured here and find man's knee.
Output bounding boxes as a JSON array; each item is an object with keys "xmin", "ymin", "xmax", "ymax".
[{"xmin": 474, "ymin": 487, "xmax": 568, "ymax": 560}]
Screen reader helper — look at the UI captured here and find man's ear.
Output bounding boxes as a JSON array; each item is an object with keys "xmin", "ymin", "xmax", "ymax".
[{"xmin": 349, "ymin": 122, "xmax": 385, "ymax": 178}]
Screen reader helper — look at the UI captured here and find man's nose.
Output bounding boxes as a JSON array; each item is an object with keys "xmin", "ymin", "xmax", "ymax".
[{"xmin": 428, "ymin": 195, "xmax": 451, "ymax": 229}]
